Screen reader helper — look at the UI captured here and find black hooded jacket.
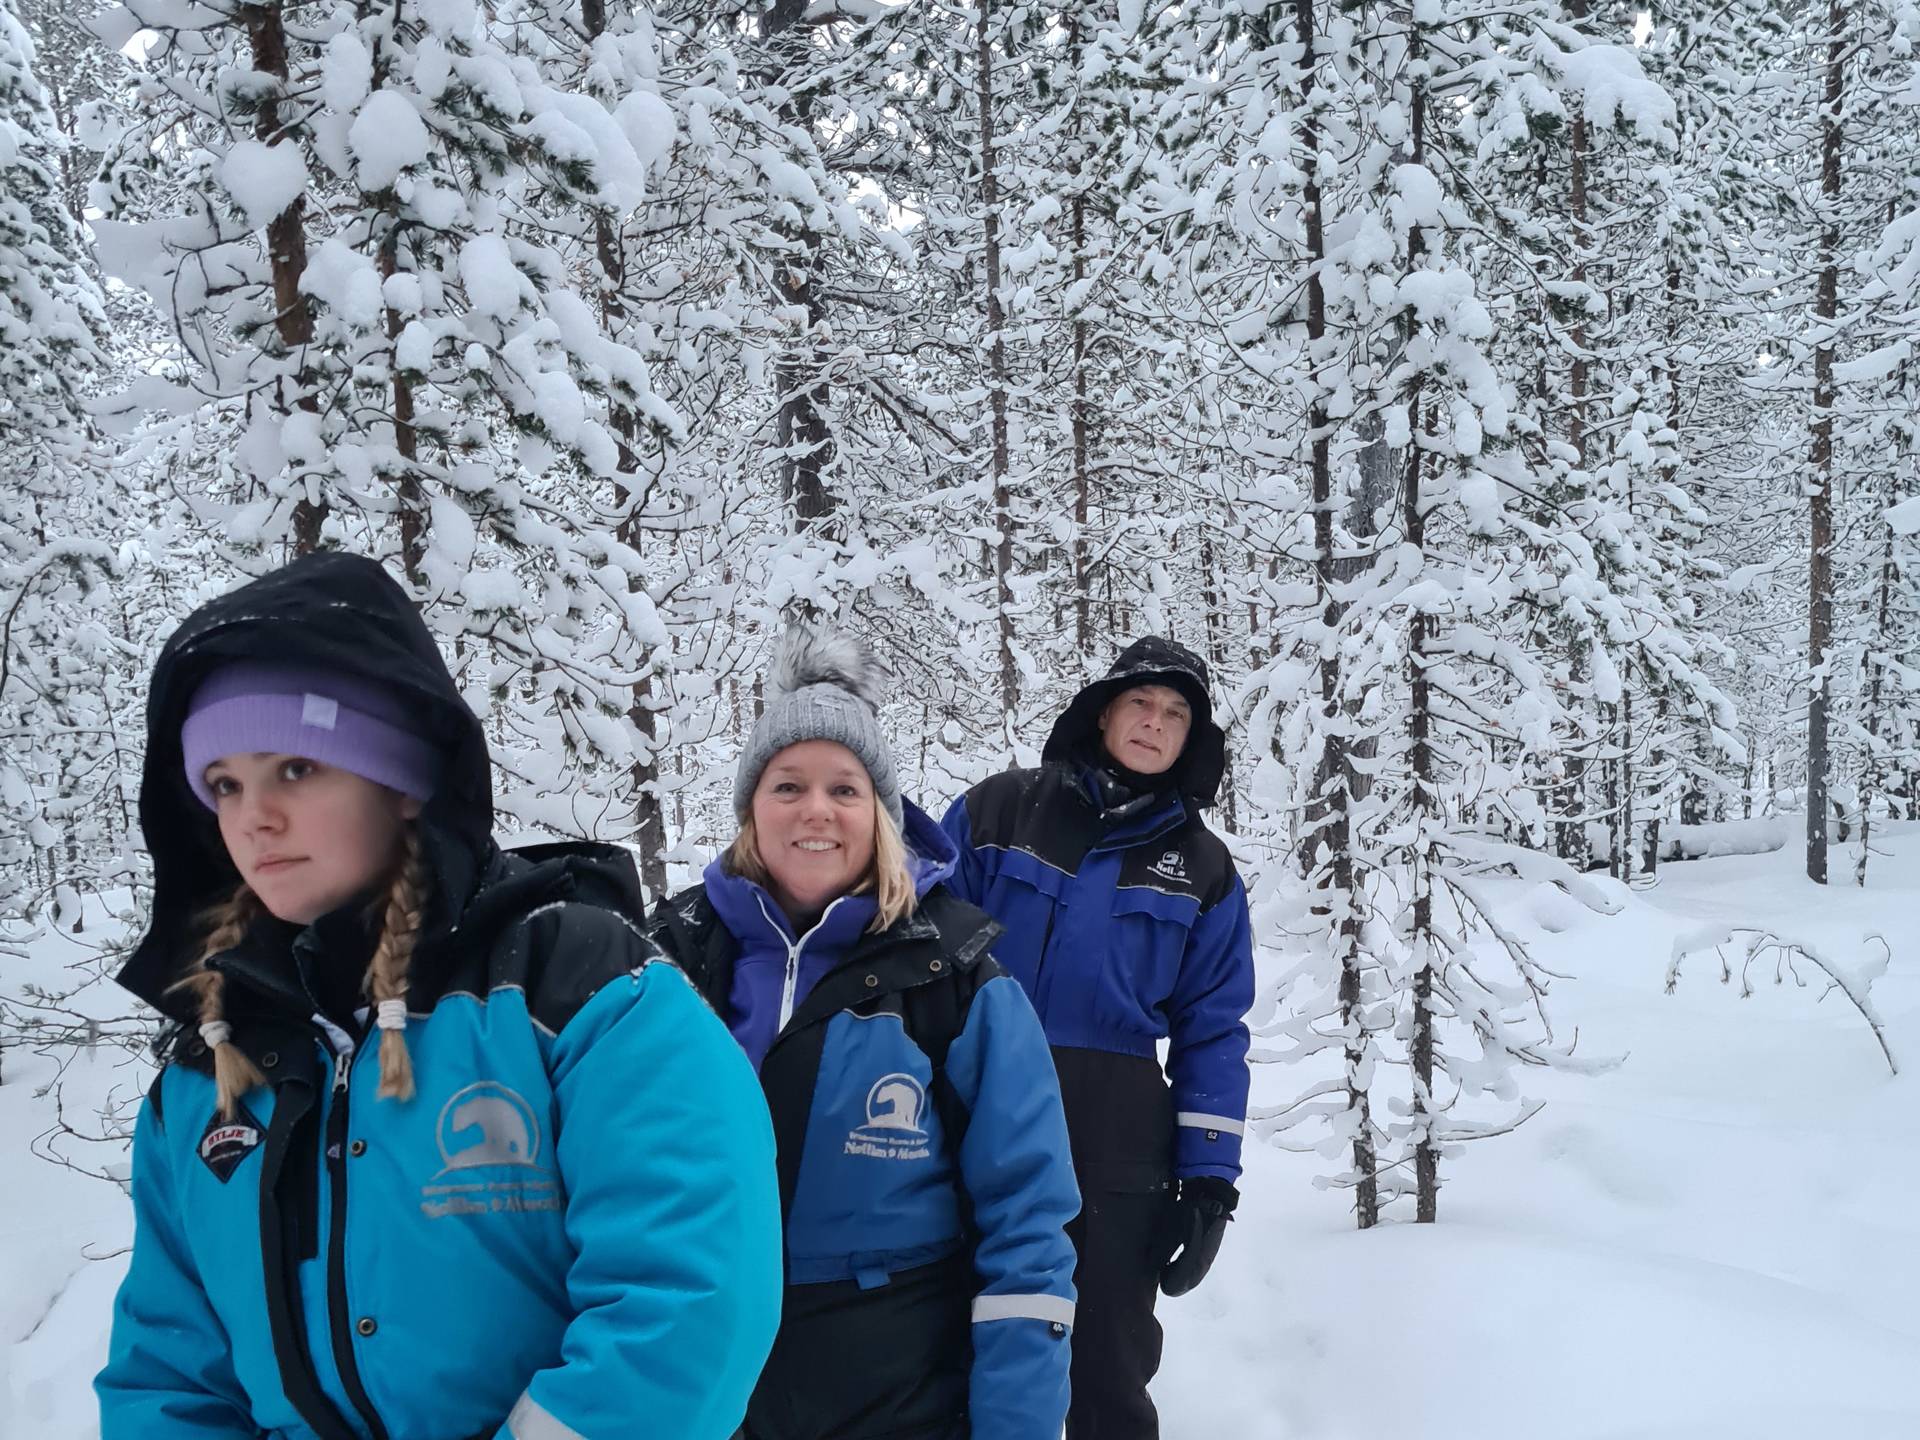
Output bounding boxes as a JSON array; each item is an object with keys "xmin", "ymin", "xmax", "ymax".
[
  {"xmin": 119, "ymin": 551, "xmax": 652, "ymax": 1034},
  {"xmin": 1040, "ymin": 635, "xmax": 1228, "ymax": 810}
]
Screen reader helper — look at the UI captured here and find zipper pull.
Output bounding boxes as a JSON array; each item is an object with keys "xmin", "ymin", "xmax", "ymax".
[
  {"xmin": 332, "ymin": 1049, "xmax": 351, "ymax": 1095},
  {"xmin": 778, "ymin": 950, "xmax": 800, "ymax": 1030}
]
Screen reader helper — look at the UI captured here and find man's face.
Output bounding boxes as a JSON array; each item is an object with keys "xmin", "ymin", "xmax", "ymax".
[{"xmin": 1097, "ymin": 683, "xmax": 1193, "ymax": 776}]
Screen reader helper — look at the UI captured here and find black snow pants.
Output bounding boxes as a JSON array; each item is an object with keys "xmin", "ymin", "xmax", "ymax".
[{"xmin": 1052, "ymin": 1046, "xmax": 1178, "ymax": 1440}]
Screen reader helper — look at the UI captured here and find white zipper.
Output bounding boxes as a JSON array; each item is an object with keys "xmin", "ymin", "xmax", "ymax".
[{"xmin": 755, "ymin": 893, "xmax": 852, "ymax": 1032}]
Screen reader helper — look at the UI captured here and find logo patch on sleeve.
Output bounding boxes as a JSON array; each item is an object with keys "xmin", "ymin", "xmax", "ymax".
[{"xmin": 198, "ymin": 1104, "xmax": 266, "ymax": 1182}]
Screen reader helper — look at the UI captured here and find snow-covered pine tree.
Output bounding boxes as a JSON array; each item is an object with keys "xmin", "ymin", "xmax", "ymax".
[
  {"xmin": 0, "ymin": 0, "xmax": 114, "ymax": 933},
  {"xmin": 89, "ymin": 0, "xmax": 708, "ymax": 856},
  {"xmin": 1141, "ymin": 0, "xmax": 1393, "ymax": 1225}
]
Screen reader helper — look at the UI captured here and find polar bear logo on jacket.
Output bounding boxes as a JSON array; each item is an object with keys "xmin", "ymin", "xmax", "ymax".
[
  {"xmin": 865, "ymin": 1074, "xmax": 926, "ymax": 1134},
  {"xmin": 436, "ymin": 1081, "xmax": 543, "ymax": 1173}
]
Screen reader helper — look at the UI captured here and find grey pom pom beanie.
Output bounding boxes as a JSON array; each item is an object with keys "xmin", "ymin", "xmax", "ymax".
[{"xmin": 734, "ymin": 626, "xmax": 902, "ymax": 829}]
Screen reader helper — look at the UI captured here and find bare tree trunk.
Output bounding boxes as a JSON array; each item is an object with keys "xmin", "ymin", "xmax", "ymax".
[
  {"xmin": 1554, "ymin": 0, "xmax": 1597, "ymax": 869},
  {"xmin": 1072, "ymin": 191, "xmax": 1093, "ymax": 661},
  {"xmin": 1857, "ymin": 468, "xmax": 1899, "ymax": 886},
  {"xmin": 1807, "ymin": 0, "xmax": 1844, "ymax": 885},
  {"xmin": 587, "ymin": 0, "xmax": 667, "ymax": 901},
  {"xmin": 376, "ymin": 234, "xmax": 426, "ymax": 586},
  {"xmin": 1295, "ymin": 0, "xmax": 1377, "ymax": 1229},
  {"xmin": 763, "ymin": 0, "xmax": 837, "ymax": 547},
  {"xmin": 242, "ymin": 1, "xmax": 325, "ymax": 553},
  {"xmin": 1067, "ymin": 18, "xmax": 1094, "ymax": 661},
  {"xmin": 1397, "ymin": 16, "xmax": 1438, "ymax": 1223},
  {"xmin": 1605, "ymin": 702, "xmax": 1623, "ymax": 880},
  {"xmin": 1568, "ymin": 0, "xmax": 1591, "ymax": 474},
  {"xmin": 1409, "ymin": 407, "xmax": 1437, "ymax": 1222},
  {"xmin": 978, "ymin": 0, "xmax": 1018, "ymax": 729},
  {"xmin": 1200, "ymin": 529, "xmax": 1236, "ymax": 831},
  {"xmin": 1620, "ymin": 691, "xmax": 1635, "ymax": 881}
]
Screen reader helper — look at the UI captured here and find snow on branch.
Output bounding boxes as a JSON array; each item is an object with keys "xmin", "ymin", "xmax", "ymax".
[
  {"xmin": 1446, "ymin": 832, "xmax": 1625, "ymax": 916},
  {"xmin": 1666, "ymin": 926, "xmax": 1898, "ymax": 1076}
]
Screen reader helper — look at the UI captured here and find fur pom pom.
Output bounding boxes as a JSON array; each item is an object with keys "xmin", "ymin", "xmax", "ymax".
[{"xmin": 769, "ymin": 625, "xmax": 887, "ymax": 709}]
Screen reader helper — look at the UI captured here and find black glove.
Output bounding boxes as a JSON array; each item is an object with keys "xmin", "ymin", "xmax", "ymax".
[{"xmin": 1156, "ymin": 1176, "xmax": 1238, "ymax": 1297}]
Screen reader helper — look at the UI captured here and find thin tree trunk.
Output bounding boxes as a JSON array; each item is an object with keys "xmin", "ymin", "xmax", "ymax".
[
  {"xmin": 1068, "ymin": 18, "xmax": 1093, "ymax": 660},
  {"xmin": 377, "ymin": 236, "xmax": 425, "ymax": 586},
  {"xmin": 978, "ymin": 0, "xmax": 1018, "ymax": 729},
  {"xmin": 1200, "ymin": 530, "xmax": 1235, "ymax": 831},
  {"xmin": 1620, "ymin": 692, "xmax": 1635, "ymax": 881},
  {"xmin": 242, "ymin": 1, "xmax": 325, "ymax": 552},
  {"xmin": 587, "ymin": 0, "xmax": 667, "ymax": 900},
  {"xmin": 1399, "ymin": 16, "xmax": 1438, "ymax": 1223},
  {"xmin": 1807, "ymin": 0, "xmax": 1845, "ymax": 884},
  {"xmin": 1072, "ymin": 191, "xmax": 1093, "ymax": 659},
  {"xmin": 1568, "ymin": 0, "xmax": 1591, "ymax": 472},
  {"xmin": 1857, "ymin": 476, "xmax": 1899, "ymax": 886},
  {"xmin": 1296, "ymin": 0, "xmax": 1377, "ymax": 1229},
  {"xmin": 762, "ymin": 0, "xmax": 837, "ymax": 546}
]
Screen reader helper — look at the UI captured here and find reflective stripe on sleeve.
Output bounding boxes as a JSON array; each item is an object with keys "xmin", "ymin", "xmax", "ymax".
[
  {"xmin": 971, "ymin": 1292, "xmax": 1077, "ymax": 1327},
  {"xmin": 509, "ymin": 1392, "xmax": 587, "ymax": 1440},
  {"xmin": 1176, "ymin": 1111, "xmax": 1246, "ymax": 1136}
]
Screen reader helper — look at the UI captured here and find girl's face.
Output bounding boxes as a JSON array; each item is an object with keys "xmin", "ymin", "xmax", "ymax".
[
  {"xmin": 750, "ymin": 740, "xmax": 878, "ymax": 923},
  {"xmin": 202, "ymin": 753, "xmax": 420, "ymax": 925}
]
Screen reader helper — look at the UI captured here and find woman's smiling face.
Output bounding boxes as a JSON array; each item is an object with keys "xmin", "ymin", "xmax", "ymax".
[{"xmin": 750, "ymin": 740, "xmax": 878, "ymax": 923}]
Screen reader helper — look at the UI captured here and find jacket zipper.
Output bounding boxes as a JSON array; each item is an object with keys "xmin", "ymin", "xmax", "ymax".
[
  {"xmin": 320, "ymin": 1032, "xmax": 391, "ymax": 1440},
  {"xmin": 756, "ymin": 894, "xmax": 851, "ymax": 1033},
  {"xmin": 758, "ymin": 917, "xmax": 938, "ymax": 1067}
]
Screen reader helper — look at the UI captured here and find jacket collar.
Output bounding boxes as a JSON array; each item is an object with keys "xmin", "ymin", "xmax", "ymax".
[{"xmin": 1069, "ymin": 765, "xmax": 1190, "ymax": 852}]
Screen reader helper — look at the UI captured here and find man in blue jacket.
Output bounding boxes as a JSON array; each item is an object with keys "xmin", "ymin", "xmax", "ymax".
[{"xmin": 941, "ymin": 637, "xmax": 1254, "ymax": 1440}]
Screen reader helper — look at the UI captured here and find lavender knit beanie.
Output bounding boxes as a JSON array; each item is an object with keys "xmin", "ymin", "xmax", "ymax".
[{"xmin": 181, "ymin": 662, "xmax": 443, "ymax": 809}]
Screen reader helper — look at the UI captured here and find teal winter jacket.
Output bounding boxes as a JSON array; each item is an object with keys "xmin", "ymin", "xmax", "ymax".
[{"xmin": 96, "ymin": 553, "xmax": 783, "ymax": 1440}]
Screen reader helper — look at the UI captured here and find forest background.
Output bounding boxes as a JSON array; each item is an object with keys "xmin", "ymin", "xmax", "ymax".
[{"xmin": 5, "ymin": 0, "xmax": 1920, "ymax": 1238}]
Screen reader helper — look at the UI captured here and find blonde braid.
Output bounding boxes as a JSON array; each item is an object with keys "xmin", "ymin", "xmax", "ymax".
[
  {"xmin": 366, "ymin": 828, "xmax": 428, "ymax": 1102},
  {"xmin": 167, "ymin": 885, "xmax": 266, "ymax": 1120}
]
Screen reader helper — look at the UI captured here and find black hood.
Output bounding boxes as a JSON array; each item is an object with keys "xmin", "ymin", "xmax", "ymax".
[
  {"xmin": 1042, "ymin": 636, "xmax": 1228, "ymax": 809},
  {"xmin": 118, "ymin": 551, "xmax": 496, "ymax": 1018}
]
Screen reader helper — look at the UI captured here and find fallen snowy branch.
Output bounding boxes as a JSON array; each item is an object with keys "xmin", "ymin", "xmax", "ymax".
[
  {"xmin": 1657, "ymin": 817, "xmax": 1791, "ymax": 863},
  {"xmin": 1666, "ymin": 925, "xmax": 1898, "ymax": 1076}
]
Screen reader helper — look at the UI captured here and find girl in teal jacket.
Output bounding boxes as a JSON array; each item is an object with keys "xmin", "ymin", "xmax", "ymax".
[{"xmin": 95, "ymin": 552, "xmax": 782, "ymax": 1440}]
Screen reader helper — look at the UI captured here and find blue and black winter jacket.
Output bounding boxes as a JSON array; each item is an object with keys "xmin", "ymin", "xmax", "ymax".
[
  {"xmin": 941, "ymin": 765, "xmax": 1254, "ymax": 1184},
  {"xmin": 648, "ymin": 802, "xmax": 1081, "ymax": 1440},
  {"xmin": 95, "ymin": 553, "xmax": 783, "ymax": 1440}
]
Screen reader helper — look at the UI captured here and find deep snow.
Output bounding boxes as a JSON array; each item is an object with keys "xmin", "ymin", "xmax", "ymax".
[{"xmin": 4, "ymin": 826, "xmax": 1917, "ymax": 1439}]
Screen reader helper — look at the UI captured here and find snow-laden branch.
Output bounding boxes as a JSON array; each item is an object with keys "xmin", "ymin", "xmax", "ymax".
[{"xmin": 1666, "ymin": 926, "xmax": 1898, "ymax": 1076}]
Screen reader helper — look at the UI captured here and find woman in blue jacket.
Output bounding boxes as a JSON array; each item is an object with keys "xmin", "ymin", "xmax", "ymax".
[
  {"xmin": 95, "ymin": 552, "xmax": 783, "ymax": 1440},
  {"xmin": 647, "ymin": 629, "xmax": 1081, "ymax": 1440}
]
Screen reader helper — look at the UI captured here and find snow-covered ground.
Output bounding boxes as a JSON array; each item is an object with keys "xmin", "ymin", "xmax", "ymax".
[
  {"xmin": 1163, "ymin": 829, "xmax": 1920, "ymax": 1440},
  {"xmin": 4, "ymin": 828, "xmax": 1917, "ymax": 1438}
]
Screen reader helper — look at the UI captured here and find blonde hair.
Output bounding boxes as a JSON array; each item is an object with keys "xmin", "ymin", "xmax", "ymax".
[
  {"xmin": 168, "ymin": 828, "xmax": 430, "ymax": 1119},
  {"xmin": 724, "ymin": 802, "xmax": 916, "ymax": 933}
]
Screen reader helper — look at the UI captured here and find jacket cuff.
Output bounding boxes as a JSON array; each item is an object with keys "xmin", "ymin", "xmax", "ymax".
[{"xmin": 1174, "ymin": 1110, "xmax": 1244, "ymax": 1179}]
